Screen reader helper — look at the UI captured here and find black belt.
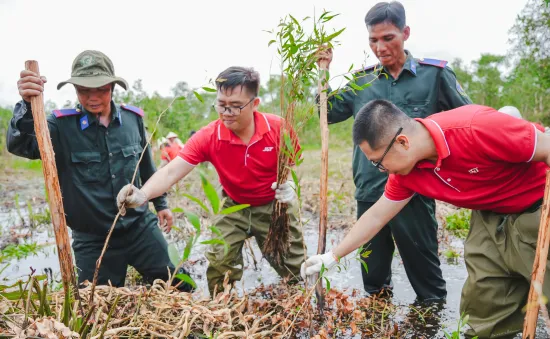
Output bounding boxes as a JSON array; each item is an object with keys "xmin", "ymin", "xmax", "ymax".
[
  {"xmin": 495, "ymin": 198, "xmax": 543, "ymax": 233},
  {"xmin": 523, "ymin": 198, "xmax": 543, "ymax": 214}
]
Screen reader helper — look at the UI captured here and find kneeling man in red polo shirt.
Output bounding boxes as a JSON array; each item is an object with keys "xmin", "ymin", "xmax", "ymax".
[
  {"xmin": 301, "ymin": 99, "xmax": 550, "ymax": 339},
  {"xmin": 117, "ymin": 66, "xmax": 304, "ymax": 295}
]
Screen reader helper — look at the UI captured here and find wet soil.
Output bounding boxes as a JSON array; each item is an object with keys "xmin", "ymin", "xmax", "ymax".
[{"xmin": 1, "ymin": 151, "xmax": 548, "ymax": 338}]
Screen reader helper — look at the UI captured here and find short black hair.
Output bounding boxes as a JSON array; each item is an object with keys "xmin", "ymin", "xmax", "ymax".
[
  {"xmin": 365, "ymin": 1, "xmax": 406, "ymax": 30},
  {"xmin": 352, "ymin": 99, "xmax": 411, "ymax": 149},
  {"xmin": 215, "ymin": 66, "xmax": 260, "ymax": 97}
]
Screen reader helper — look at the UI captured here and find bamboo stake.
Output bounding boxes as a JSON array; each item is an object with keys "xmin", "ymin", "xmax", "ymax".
[
  {"xmin": 523, "ymin": 170, "xmax": 550, "ymax": 338},
  {"xmin": 245, "ymin": 238, "xmax": 259, "ymax": 270},
  {"xmin": 315, "ymin": 56, "xmax": 330, "ymax": 311},
  {"xmin": 24, "ymin": 60, "xmax": 78, "ymax": 299}
]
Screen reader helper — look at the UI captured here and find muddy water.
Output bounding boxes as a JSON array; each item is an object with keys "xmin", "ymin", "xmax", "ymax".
[
  {"xmin": 235, "ymin": 224, "xmax": 470, "ymax": 338},
  {"xmin": 0, "ymin": 206, "xmax": 465, "ymax": 338},
  {"xmin": 0, "ymin": 206, "xmax": 59, "ymax": 283},
  {"xmin": 2, "ymin": 204, "xmax": 549, "ymax": 338}
]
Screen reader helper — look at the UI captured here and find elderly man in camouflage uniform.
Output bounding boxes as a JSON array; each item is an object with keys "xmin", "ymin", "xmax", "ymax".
[{"xmin": 7, "ymin": 50, "xmax": 192, "ymax": 291}]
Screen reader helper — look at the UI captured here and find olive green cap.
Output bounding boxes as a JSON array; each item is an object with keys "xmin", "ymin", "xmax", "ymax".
[{"xmin": 57, "ymin": 50, "xmax": 128, "ymax": 90}]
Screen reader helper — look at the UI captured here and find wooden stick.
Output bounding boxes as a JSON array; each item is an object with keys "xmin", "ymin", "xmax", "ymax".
[
  {"xmin": 245, "ymin": 238, "xmax": 259, "ymax": 270},
  {"xmin": 89, "ymin": 96, "xmax": 180, "ymax": 303},
  {"xmin": 523, "ymin": 170, "xmax": 550, "ymax": 338},
  {"xmin": 25, "ymin": 60, "xmax": 78, "ymax": 299},
  {"xmin": 315, "ymin": 58, "xmax": 330, "ymax": 311}
]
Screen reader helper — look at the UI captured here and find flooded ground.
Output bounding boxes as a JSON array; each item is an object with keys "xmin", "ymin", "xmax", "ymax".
[
  {"xmin": 0, "ymin": 207, "xmax": 468, "ymax": 337},
  {"xmin": 1, "ymin": 151, "xmax": 549, "ymax": 338}
]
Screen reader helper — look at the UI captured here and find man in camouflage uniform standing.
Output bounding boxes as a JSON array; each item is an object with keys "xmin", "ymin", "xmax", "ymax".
[
  {"xmin": 317, "ymin": 1, "xmax": 472, "ymax": 301},
  {"xmin": 7, "ymin": 50, "xmax": 192, "ymax": 291}
]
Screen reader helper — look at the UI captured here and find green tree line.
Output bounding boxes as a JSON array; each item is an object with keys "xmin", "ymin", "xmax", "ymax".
[
  {"xmin": 452, "ymin": 0, "xmax": 549, "ymax": 125},
  {"xmin": 2, "ymin": 0, "xmax": 547, "ymax": 153}
]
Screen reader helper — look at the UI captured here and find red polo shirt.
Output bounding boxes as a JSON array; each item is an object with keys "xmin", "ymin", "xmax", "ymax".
[
  {"xmin": 178, "ymin": 111, "xmax": 300, "ymax": 206},
  {"xmin": 161, "ymin": 144, "xmax": 182, "ymax": 161},
  {"xmin": 384, "ymin": 105, "xmax": 548, "ymax": 214}
]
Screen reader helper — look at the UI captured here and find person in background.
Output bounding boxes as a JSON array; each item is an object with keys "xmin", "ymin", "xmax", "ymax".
[
  {"xmin": 498, "ymin": 106, "xmax": 523, "ymax": 119},
  {"xmin": 499, "ymin": 105, "xmax": 550, "ymax": 135},
  {"xmin": 158, "ymin": 137, "xmax": 171, "ymax": 168},
  {"xmin": 166, "ymin": 131, "xmax": 184, "ymax": 148}
]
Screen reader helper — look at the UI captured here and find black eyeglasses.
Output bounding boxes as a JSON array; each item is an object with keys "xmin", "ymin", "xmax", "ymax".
[
  {"xmin": 212, "ymin": 97, "xmax": 255, "ymax": 116},
  {"xmin": 371, "ymin": 127, "xmax": 403, "ymax": 171}
]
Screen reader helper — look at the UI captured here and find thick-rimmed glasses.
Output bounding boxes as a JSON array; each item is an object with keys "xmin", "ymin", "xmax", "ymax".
[
  {"xmin": 371, "ymin": 127, "xmax": 403, "ymax": 171},
  {"xmin": 212, "ymin": 97, "xmax": 255, "ymax": 116}
]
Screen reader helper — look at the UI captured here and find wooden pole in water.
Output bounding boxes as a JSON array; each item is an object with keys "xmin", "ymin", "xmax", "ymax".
[
  {"xmin": 523, "ymin": 170, "xmax": 550, "ymax": 338},
  {"xmin": 316, "ymin": 55, "xmax": 330, "ymax": 311},
  {"xmin": 25, "ymin": 60, "xmax": 78, "ymax": 298}
]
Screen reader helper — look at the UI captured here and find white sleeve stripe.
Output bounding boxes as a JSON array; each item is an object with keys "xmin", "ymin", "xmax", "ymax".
[
  {"xmin": 177, "ymin": 155, "xmax": 198, "ymax": 167},
  {"xmin": 527, "ymin": 124, "xmax": 537, "ymax": 162},
  {"xmin": 383, "ymin": 192, "xmax": 415, "ymax": 202}
]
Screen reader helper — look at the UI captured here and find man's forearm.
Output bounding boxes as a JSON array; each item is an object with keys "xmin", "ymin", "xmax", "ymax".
[
  {"xmin": 142, "ymin": 169, "xmax": 177, "ymax": 200},
  {"xmin": 332, "ymin": 196, "xmax": 410, "ymax": 259},
  {"xmin": 332, "ymin": 213, "xmax": 386, "ymax": 259},
  {"xmin": 141, "ymin": 157, "xmax": 194, "ymax": 201}
]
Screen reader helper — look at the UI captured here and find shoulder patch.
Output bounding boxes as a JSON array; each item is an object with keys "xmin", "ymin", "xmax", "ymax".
[
  {"xmin": 52, "ymin": 108, "xmax": 81, "ymax": 118},
  {"xmin": 120, "ymin": 103, "xmax": 144, "ymax": 117},
  {"xmin": 455, "ymin": 80, "xmax": 469, "ymax": 98},
  {"xmin": 417, "ymin": 58, "xmax": 448, "ymax": 68}
]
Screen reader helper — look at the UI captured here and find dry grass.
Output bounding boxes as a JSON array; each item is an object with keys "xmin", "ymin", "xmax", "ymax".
[
  {"xmin": 0, "ymin": 148, "xmax": 466, "ymax": 339},
  {"xmin": 1, "ymin": 274, "xmax": 421, "ymax": 339}
]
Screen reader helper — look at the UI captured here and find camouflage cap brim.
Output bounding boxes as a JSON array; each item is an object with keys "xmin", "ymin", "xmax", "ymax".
[{"xmin": 57, "ymin": 75, "xmax": 128, "ymax": 90}]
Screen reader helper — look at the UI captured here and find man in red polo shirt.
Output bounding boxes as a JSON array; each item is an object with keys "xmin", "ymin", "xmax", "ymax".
[
  {"xmin": 301, "ymin": 99, "xmax": 550, "ymax": 338},
  {"xmin": 159, "ymin": 132, "xmax": 183, "ymax": 168},
  {"xmin": 117, "ymin": 66, "xmax": 304, "ymax": 295}
]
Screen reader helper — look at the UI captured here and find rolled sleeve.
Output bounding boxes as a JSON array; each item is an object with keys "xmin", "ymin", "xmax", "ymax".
[
  {"xmin": 13, "ymin": 101, "xmax": 35, "ymax": 132},
  {"xmin": 151, "ymin": 196, "xmax": 168, "ymax": 212},
  {"xmin": 7, "ymin": 100, "xmax": 58, "ymax": 160}
]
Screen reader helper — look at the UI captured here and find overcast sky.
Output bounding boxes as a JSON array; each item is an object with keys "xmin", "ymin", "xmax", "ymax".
[{"xmin": 0, "ymin": 0, "xmax": 528, "ymax": 108}]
